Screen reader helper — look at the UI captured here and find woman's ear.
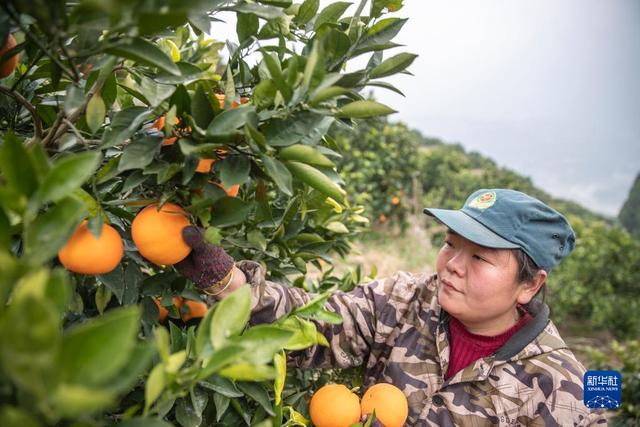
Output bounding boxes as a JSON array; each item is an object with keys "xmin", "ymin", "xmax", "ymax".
[{"xmin": 517, "ymin": 270, "xmax": 548, "ymax": 305}]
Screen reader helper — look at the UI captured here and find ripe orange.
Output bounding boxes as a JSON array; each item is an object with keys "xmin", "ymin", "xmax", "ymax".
[
  {"xmin": 154, "ymin": 296, "xmax": 183, "ymax": 322},
  {"xmin": 195, "ymin": 158, "xmax": 215, "ymax": 173},
  {"xmin": 391, "ymin": 196, "xmax": 400, "ymax": 205},
  {"xmin": 378, "ymin": 213, "xmax": 388, "ymax": 223},
  {"xmin": 153, "ymin": 115, "xmax": 181, "ymax": 146},
  {"xmin": 309, "ymin": 384, "xmax": 361, "ymax": 427},
  {"xmin": 131, "ymin": 203, "xmax": 191, "ymax": 265},
  {"xmin": 218, "ymin": 183, "xmax": 240, "ymax": 197},
  {"xmin": 58, "ymin": 221, "xmax": 124, "ymax": 275},
  {"xmin": 0, "ymin": 34, "xmax": 19, "ymax": 79},
  {"xmin": 180, "ymin": 299, "xmax": 208, "ymax": 322},
  {"xmin": 215, "ymin": 93, "xmax": 241, "ymax": 109},
  {"xmin": 360, "ymin": 383, "xmax": 408, "ymax": 427}
]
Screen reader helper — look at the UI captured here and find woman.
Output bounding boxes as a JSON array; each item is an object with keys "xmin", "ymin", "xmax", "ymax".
[{"xmin": 176, "ymin": 188, "xmax": 607, "ymax": 426}]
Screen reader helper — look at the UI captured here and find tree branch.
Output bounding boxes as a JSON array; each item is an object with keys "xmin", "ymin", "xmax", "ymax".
[{"xmin": 0, "ymin": 85, "xmax": 44, "ymax": 140}]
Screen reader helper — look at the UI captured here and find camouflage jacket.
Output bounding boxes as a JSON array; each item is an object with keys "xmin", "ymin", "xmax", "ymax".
[{"xmin": 238, "ymin": 261, "xmax": 608, "ymax": 426}]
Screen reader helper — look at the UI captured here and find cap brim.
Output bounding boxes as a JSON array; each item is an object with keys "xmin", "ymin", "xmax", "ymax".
[{"xmin": 423, "ymin": 208, "xmax": 520, "ymax": 249}]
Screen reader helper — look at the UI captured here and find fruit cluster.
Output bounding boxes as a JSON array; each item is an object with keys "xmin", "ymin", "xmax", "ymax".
[{"xmin": 310, "ymin": 383, "xmax": 408, "ymax": 427}]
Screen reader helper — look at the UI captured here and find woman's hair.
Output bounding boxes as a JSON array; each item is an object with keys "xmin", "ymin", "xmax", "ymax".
[{"xmin": 512, "ymin": 248, "xmax": 547, "ymax": 304}]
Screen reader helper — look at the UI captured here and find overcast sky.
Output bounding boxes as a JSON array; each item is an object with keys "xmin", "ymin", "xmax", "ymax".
[
  {"xmin": 212, "ymin": 1, "xmax": 640, "ymax": 216},
  {"xmin": 361, "ymin": 0, "xmax": 640, "ymax": 216}
]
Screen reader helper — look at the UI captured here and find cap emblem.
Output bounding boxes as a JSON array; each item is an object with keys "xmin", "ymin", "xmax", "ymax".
[{"xmin": 468, "ymin": 191, "xmax": 497, "ymax": 210}]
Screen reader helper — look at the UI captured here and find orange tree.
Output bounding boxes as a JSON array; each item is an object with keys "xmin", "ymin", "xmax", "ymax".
[{"xmin": 0, "ymin": 0, "xmax": 416, "ymax": 425}]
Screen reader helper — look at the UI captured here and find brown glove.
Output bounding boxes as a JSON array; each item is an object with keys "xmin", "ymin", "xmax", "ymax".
[{"xmin": 175, "ymin": 226, "xmax": 235, "ymax": 294}]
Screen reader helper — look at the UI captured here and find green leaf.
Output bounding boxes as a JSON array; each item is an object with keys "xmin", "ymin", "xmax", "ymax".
[
  {"xmin": 337, "ymin": 100, "xmax": 396, "ymax": 118},
  {"xmin": 52, "ymin": 383, "xmax": 115, "ymax": 418},
  {"xmin": 285, "ymin": 161, "xmax": 346, "ymax": 202},
  {"xmin": 200, "ymin": 375, "xmax": 243, "ymax": 397},
  {"xmin": 138, "ymin": 11, "xmax": 189, "ymax": 36},
  {"xmin": 106, "ymin": 37, "xmax": 180, "ymax": 76},
  {"xmin": 232, "ymin": 325, "xmax": 293, "ymax": 364},
  {"xmin": 237, "ymin": 13, "xmax": 259, "ymax": 42},
  {"xmin": 279, "ymin": 144, "xmax": 334, "ymax": 168},
  {"xmin": 101, "ymin": 107, "xmax": 152, "ymax": 147},
  {"xmin": 145, "ymin": 363, "xmax": 166, "ymax": 412},
  {"xmin": 261, "ymin": 155, "xmax": 293, "ymax": 196},
  {"xmin": 139, "ymin": 76, "xmax": 177, "ymax": 108},
  {"xmin": 156, "ymin": 62, "xmax": 204, "ymax": 85},
  {"xmin": 355, "ymin": 18, "xmax": 408, "ymax": 54},
  {"xmin": 60, "ymin": 306, "xmax": 140, "ymax": 387},
  {"xmin": 176, "ymin": 397, "xmax": 201, "ymax": 427},
  {"xmin": 209, "ymin": 198, "xmax": 252, "ymax": 227},
  {"xmin": 261, "ymin": 52, "xmax": 292, "ymax": 102},
  {"xmin": 218, "ymin": 363, "xmax": 276, "ymax": 381},
  {"xmin": 314, "ymin": 2, "xmax": 352, "ymax": 30},
  {"xmin": 365, "ymin": 80, "xmax": 405, "ymax": 96},
  {"xmin": 295, "ymin": 0, "xmax": 319, "ymax": 25},
  {"xmin": 369, "ymin": 52, "xmax": 418, "ymax": 79},
  {"xmin": 206, "ymin": 105, "xmax": 255, "ymax": 137},
  {"xmin": 214, "ymin": 393, "xmax": 230, "ymax": 422},
  {"xmin": 0, "ymin": 133, "xmax": 38, "ymax": 197},
  {"xmin": 35, "ymin": 151, "xmax": 101, "ymax": 205},
  {"xmin": 191, "ymin": 83, "xmax": 215, "ymax": 129},
  {"xmin": 276, "ymin": 316, "xmax": 323, "ymax": 350},
  {"xmin": 98, "ymin": 265, "xmax": 125, "ymax": 303},
  {"xmin": 264, "ymin": 112, "xmax": 326, "ymax": 146},
  {"xmin": 0, "ymin": 296, "xmax": 61, "ymax": 397},
  {"xmin": 210, "ymin": 285, "xmax": 252, "ymax": 349},
  {"xmin": 252, "ymin": 79, "xmax": 277, "ymax": 109},
  {"xmin": 219, "ymin": 155, "xmax": 251, "ymax": 188},
  {"xmin": 119, "ymin": 418, "xmax": 173, "ymax": 427},
  {"xmin": 237, "ymin": 382, "xmax": 274, "ymax": 416},
  {"xmin": 86, "ymin": 93, "xmax": 106, "ymax": 134},
  {"xmin": 309, "ymin": 86, "xmax": 352, "ymax": 106},
  {"xmin": 64, "ymin": 84, "xmax": 85, "ymax": 116},
  {"xmin": 0, "ymin": 406, "xmax": 42, "ymax": 427},
  {"xmin": 24, "ymin": 197, "xmax": 86, "ymax": 264},
  {"xmin": 273, "ymin": 351, "xmax": 286, "ymax": 405},
  {"xmin": 105, "ymin": 342, "xmax": 155, "ymax": 393},
  {"xmin": 198, "ymin": 345, "xmax": 245, "ymax": 380},
  {"xmin": 230, "ymin": 3, "xmax": 285, "ymax": 20},
  {"xmin": 118, "ymin": 137, "xmax": 161, "ymax": 171}
]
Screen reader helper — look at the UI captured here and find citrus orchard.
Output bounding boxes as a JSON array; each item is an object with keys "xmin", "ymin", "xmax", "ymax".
[
  {"xmin": 131, "ymin": 203, "xmax": 191, "ymax": 265},
  {"xmin": 57, "ymin": 221, "xmax": 124, "ymax": 275},
  {"xmin": 309, "ymin": 384, "xmax": 361, "ymax": 427},
  {"xmin": 360, "ymin": 383, "xmax": 408, "ymax": 427}
]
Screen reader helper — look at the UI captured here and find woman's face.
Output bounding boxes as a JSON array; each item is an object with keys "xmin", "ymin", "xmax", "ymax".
[{"xmin": 436, "ymin": 229, "xmax": 534, "ymax": 334}]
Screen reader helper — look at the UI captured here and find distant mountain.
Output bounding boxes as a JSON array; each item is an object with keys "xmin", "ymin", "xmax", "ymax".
[{"xmin": 618, "ymin": 173, "xmax": 640, "ymax": 239}]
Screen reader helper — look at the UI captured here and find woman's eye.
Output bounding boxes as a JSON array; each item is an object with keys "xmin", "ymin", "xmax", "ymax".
[
  {"xmin": 473, "ymin": 254, "xmax": 486, "ymax": 262},
  {"xmin": 444, "ymin": 240, "xmax": 453, "ymax": 248}
]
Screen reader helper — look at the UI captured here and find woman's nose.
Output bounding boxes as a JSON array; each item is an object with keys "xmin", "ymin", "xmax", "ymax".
[{"xmin": 446, "ymin": 250, "xmax": 465, "ymax": 276}]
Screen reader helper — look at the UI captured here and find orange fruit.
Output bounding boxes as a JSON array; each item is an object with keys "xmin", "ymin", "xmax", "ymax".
[
  {"xmin": 0, "ymin": 34, "xmax": 19, "ymax": 79},
  {"xmin": 154, "ymin": 297, "xmax": 170, "ymax": 322},
  {"xmin": 360, "ymin": 383, "xmax": 408, "ymax": 427},
  {"xmin": 154, "ymin": 296, "xmax": 183, "ymax": 322},
  {"xmin": 378, "ymin": 213, "xmax": 387, "ymax": 223},
  {"xmin": 309, "ymin": 384, "xmax": 361, "ymax": 427},
  {"xmin": 215, "ymin": 93, "xmax": 240, "ymax": 109},
  {"xmin": 131, "ymin": 203, "xmax": 191, "ymax": 265},
  {"xmin": 195, "ymin": 158, "xmax": 215, "ymax": 173},
  {"xmin": 220, "ymin": 183, "xmax": 240, "ymax": 198},
  {"xmin": 153, "ymin": 116, "xmax": 181, "ymax": 146},
  {"xmin": 391, "ymin": 196, "xmax": 400, "ymax": 205},
  {"xmin": 180, "ymin": 299, "xmax": 208, "ymax": 322},
  {"xmin": 58, "ymin": 221, "xmax": 124, "ymax": 275}
]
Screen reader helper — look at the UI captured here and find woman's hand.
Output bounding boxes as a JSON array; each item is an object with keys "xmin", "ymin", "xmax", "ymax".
[{"xmin": 175, "ymin": 226, "xmax": 246, "ymax": 298}]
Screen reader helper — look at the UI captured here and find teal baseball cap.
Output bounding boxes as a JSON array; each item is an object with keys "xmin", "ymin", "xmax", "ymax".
[{"xmin": 423, "ymin": 189, "xmax": 576, "ymax": 272}]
